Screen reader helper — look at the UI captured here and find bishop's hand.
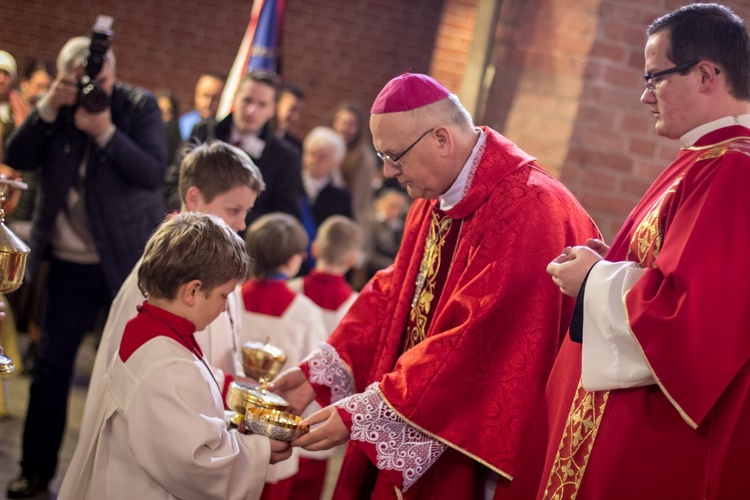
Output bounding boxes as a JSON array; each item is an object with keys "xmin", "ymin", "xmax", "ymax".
[
  {"xmin": 268, "ymin": 367, "xmax": 317, "ymax": 416},
  {"xmin": 290, "ymin": 405, "xmax": 349, "ymax": 451}
]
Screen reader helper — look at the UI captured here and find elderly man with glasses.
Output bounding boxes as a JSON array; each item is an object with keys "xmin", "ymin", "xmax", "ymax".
[
  {"xmin": 272, "ymin": 72, "xmax": 598, "ymax": 499},
  {"xmin": 508, "ymin": 4, "xmax": 750, "ymax": 499}
]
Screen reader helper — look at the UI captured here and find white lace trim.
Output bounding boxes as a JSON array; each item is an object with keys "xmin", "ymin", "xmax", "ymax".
[
  {"xmin": 335, "ymin": 382, "xmax": 446, "ymax": 491},
  {"xmin": 304, "ymin": 343, "xmax": 355, "ymax": 403}
]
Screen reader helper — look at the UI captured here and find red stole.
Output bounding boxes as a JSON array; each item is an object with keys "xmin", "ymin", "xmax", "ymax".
[
  {"xmin": 119, "ymin": 301, "xmax": 200, "ymax": 362},
  {"xmin": 241, "ymin": 278, "xmax": 296, "ymax": 317},
  {"xmin": 301, "ymin": 270, "xmax": 353, "ymax": 311},
  {"xmin": 523, "ymin": 125, "xmax": 750, "ymax": 499},
  {"xmin": 324, "ymin": 127, "xmax": 599, "ymax": 498}
]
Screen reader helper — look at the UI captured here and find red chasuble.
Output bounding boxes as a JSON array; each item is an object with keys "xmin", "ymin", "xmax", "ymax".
[
  {"xmin": 511, "ymin": 125, "xmax": 750, "ymax": 500},
  {"xmin": 313, "ymin": 127, "xmax": 599, "ymax": 498}
]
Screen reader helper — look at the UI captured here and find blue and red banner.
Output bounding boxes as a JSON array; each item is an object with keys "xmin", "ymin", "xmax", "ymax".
[{"xmin": 217, "ymin": 0, "xmax": 285, "ymax": 119}]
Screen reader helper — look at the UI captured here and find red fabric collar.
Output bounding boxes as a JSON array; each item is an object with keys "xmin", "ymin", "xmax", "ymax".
[
  {"xmin": 303, "ymin": 271, "xmax": 353, "ymax": 311},
  {"xmin": 119, "ymin": 301, "xmax": 199, "ymax": 362},
  {"xmin": 241, "ymin": 278, "xmax": 296, "ymax": 317},
  {"xmin": 445, "ymin": 126, "xmax": 536, "ymax": 220}
]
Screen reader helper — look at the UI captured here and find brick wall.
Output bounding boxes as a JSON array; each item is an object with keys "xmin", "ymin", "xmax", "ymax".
[
  {"xmin": 484, "ymin": 0, "xmax": 750, "ymax": 241},
  {"xmin": 430, "ymin": 0, "xmax": 477, "ymax": 94},
  {"xmin": 0, "ymin": 0, "xmax": 443, "ymax": 140},
  {"xmin": 4, "ymin": 1, "xmax": 750, "ymax": 241}
]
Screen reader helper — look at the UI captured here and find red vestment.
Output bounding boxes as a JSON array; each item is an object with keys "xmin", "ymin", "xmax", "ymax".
[
  {"xmin": 301, "ymin": 270, "xmax": 354, "ymax": 311},
  {"xmin": 308, "ymin": 127, "xmax": 598, "ymax": 498},
  {"xmin": 510, "ymin": 125, "xmax": 750, "ymax": 499}
]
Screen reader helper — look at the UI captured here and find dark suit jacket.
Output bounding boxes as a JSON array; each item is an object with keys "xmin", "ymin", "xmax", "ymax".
[
  {"xmin": 5, "ymin": 82, "xmax": 167, "ymax": 296},
  {"xmin": 165, "ymin": 116, "xmax": 302, "ymax": 225},
  {"xmin": 309, "ymin": 182, "xmax": 353, "ymax": 226}
]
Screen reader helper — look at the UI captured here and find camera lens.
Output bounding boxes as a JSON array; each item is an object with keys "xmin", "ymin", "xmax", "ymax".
[{"xmin": 79, "ymin": 82, "xmax": 110, "ymax": 113}]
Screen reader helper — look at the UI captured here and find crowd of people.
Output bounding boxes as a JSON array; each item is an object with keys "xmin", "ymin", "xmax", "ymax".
[{"xmin": 0, "ymin": 2, "xmax": 748, "ymax": 499}]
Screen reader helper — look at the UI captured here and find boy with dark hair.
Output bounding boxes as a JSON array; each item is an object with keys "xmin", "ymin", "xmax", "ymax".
[
  {"xmin": 285, "ymin": 214, "xmax": 362, "ymax": 499},
  {"xmin": 60, "ymin": 213, "xmax": 291, "ymax": 498},
  {"xmin": 240, "ymin": 213, "xmax": 328, "ymax": 499}
]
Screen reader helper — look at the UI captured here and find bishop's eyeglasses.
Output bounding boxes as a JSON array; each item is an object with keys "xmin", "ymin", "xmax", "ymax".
[{"xmin": 376, "ymin": 128, "xmax": 434, "ymax": 169}]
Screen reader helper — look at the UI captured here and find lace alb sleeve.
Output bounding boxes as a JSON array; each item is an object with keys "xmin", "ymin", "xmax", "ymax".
[
  {"xmin": 334, "ymin": 382, "xmax": 446, "ymax": 491},
  {"xmin": 303, "ymin": 343, "xmax": 355, "ymax": 403}
]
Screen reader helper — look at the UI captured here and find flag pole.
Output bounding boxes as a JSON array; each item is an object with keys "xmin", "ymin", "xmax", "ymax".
[{"xmin": 216, "ymin": 0, "xmax": 265, "ymax": 120}]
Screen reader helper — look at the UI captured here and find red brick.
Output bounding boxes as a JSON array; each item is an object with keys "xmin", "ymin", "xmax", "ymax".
[
  {"xmin": 590, "ymin": 41, "xmax": 628, "ymax": 63},
  {"xmin": 584, "ymin": 126, "xmax": 627, "ymax": 151},
  {"xmin": 583, "ymin": 170, "xmax": 619, "ymax": 190},
  {"xmin": 581, "ymin": 192, "xmax": 637, "ymax": 215},
  {"xmin": 629, "ymin": 137, "xmax": 657, "ymax": 156},
  {"xmin": 603, "ymin": 65, "xmax": 641, "ymax": 88},
  {"xmin": 622, "ymin": 113, "xmax": 653, "ymax": 134}
]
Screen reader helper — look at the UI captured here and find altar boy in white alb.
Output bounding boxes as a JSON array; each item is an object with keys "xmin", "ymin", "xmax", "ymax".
[
  {"xmin": 58, "ymin": 213, "xmax": 291, "ymax": 499},
  {"xmin": 288, "ymin": 215, "xmax": 363, "ymax": 334},
  {"xmin": 79, "ymin": 140, "xmax": 264, "ymax": 440},
  {"xmin": 240, "ymin": 213, "xmax": 329, "ymax": 497}
]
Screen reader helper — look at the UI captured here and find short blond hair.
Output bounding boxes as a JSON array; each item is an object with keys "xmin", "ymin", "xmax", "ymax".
[
  {"xmin": 316, "ymin": 215, "xmax": 363, "ymax": 266},
  {"xmin": 138, "ymin": 213, "xmax": 249, "ymax": 300}
]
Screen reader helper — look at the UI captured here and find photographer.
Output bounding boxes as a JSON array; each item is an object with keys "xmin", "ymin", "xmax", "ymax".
[{"xmin": 4, "ymin": 32, "xmax": 166, "ymax": 498}]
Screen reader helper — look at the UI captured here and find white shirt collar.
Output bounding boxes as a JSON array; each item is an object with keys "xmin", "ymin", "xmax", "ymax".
[
  {"xmin": 439, "ymin": 128, "xmax": 486, "ymax": 211},
  {"xmin": 679, "ymin": 114, "xmax": 750, "ymax": 147},
  {"xmin": 302, "ymin": 171, "xmax": 331, "ymax": 204}
]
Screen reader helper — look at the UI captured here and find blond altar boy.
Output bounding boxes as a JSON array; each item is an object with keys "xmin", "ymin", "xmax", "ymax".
[{"xmin": 288, "ymin": 215, "xmax": 363, "ymax": 335}]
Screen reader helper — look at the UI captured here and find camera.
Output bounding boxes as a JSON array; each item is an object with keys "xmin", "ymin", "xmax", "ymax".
[{"xmin": 78, "ymin": 15, "xmax": 114, "ymax": 113}]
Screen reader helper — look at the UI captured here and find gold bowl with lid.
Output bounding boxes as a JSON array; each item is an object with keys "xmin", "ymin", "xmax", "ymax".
[
  {"xmin": 226, "ymin": 380, "xmax": 289, "ymax": 415},
  {"xmin": 226, "ymin": 380, "xmax": 308, "ymax": 441}
]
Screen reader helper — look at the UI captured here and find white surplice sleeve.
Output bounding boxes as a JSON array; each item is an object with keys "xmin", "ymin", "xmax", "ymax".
[{"xmin": 581, "ymin": 260, "xmax": 655, "ymax": 391}]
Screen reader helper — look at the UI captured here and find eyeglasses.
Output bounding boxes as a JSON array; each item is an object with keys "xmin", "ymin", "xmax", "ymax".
[
  {"xmin": 643, "ymin": 61, "xmax": 699, "ymax": 92},
  {"xmin": 376, "ymin": 128, "xmax": 434, "ymax": 169}
]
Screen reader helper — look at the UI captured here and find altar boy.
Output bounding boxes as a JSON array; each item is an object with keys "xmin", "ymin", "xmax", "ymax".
[{"xmin": 59, "ymin": 213, "xmax": 291, "ymax": 499}]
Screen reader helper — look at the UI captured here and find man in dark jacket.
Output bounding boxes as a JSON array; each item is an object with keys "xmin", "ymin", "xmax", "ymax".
[
  {"xmin": 5, "ymin": 36, "xmax": 166, "ymax": 498},
  {"xmin": 165, "ymin": 70, "xmax": 302, "ymax": 226}
]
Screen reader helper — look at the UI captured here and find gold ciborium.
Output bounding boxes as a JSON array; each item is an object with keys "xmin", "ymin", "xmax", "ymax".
[
  {"xmin": 229, "ymin": 340, "xmax": 308, "ymax": 440},
  {"xmin": 240, "ymin": 338, "xmax": 287, "ymax": 386},
  {"xmin": 0, "ymin": 175, "xmax": 29, "ymax": 376},
  {"xmin": 224, "ymin": 381, "xmax": 309, "ymax": 441}
]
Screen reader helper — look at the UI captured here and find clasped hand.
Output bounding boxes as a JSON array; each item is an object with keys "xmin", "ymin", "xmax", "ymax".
[{"xmin": 546, "ymin": 238, "xmax": 608, "ymax": 297}]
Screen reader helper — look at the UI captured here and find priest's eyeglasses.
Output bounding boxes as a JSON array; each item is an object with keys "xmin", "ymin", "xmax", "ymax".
[
  {"xmin": 376, "ymin": 128, "xmax": 434, "ymax": 169},
  {"xmin": 643, "ymin": 61, "xmax": 699, "ymax": 92}
]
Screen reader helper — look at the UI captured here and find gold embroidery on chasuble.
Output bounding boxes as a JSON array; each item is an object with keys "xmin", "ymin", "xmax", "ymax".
[
  {"xmin": 626, "ymin": 176, "xmax": 679, "ymax": 265},
  {"xmin": 545, "ymin": 178, "xmax": 679, "ymax": 499},
  {"xmin": 690, "ymin": 136, "xmax": 750, "ymax": 161},
  {"xmin": 544, "ymin": 381, "xmax": 609, "ymax": 500},
  {"xmin": 404, "ymin": 210, "xmax": 454, "ymax": 351}
]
